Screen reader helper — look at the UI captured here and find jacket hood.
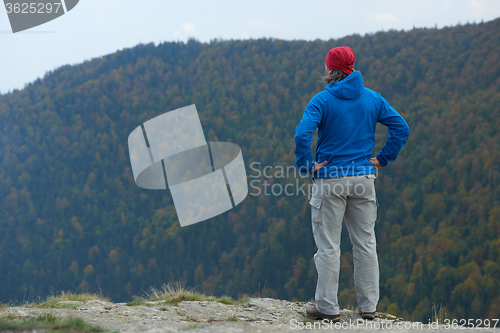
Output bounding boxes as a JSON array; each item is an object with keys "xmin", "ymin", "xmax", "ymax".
[{"xmin": 326, "ymin": 72, "xmax": 364, "ymax": 100}]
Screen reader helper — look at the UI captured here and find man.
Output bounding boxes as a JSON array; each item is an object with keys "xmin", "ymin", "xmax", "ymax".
[{"xmin": 294, "ymin": 46, "xmax": 409, "ymax": 322}]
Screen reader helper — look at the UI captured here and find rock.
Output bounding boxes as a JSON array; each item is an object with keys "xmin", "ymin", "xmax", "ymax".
[
  {"xmin": 76, "ymin": 299, "xmax": 117, "ymax": 312},
  {"xmin": 57, "ymin": 300, "xmax": 83, "ymax": 306},
  {"xmin": 16, "ymin": 310, "xmax": 28, "ymax": 317},
  {"xmin": 5, "ymin": 298, "xmax": 493, "ymax": 332}
]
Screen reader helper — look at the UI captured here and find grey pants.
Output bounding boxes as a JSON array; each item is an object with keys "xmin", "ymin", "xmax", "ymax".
[{"xmin": 309, "ymin": 175, "xmax": 379, "ymax": 315}]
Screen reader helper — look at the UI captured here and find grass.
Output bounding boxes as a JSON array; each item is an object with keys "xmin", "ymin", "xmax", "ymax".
[
  {"xmin": 226, "ymin": 316, "xmax": 239, "ymax": 322},
  {"xmin": 180, "ymin": 323, "xmax": 201, "ymax": 331},
  {"xmin": 0, "ymin": 313, "xmax": 106, "ymax": 332},
  {"xmin": 1, "ymin": 283, "xmax": 251, "ymax": 313},
  {"xmin": 1, "ymin": 284, "xmax": 252, "ymax": 310},
  {"xmin": 130, "ymin": 283, "xmax": 250, "ymax": 307},
  {"xmin": 125, "ymin": 299, "xmax": 147, "ymax": 306},
  {"xmin": 32, "ymin": 290, "xmax": 110, "ymax": 309}
]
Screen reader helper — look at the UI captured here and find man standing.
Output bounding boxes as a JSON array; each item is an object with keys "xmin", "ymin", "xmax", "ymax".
[{"xmin": 294, "ymin": 46, "xmax": 409, "ymax": 322}]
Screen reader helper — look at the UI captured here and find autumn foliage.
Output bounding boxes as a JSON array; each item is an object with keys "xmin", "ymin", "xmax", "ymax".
[{"xmin": 0, "ymin": 19, "xmax": 498, "ymax": 321}]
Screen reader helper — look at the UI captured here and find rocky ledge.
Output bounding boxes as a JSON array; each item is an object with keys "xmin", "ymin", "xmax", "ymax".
[{"xmin": 0, "ymin": 298, "xmax": 496, "ymax": 332}]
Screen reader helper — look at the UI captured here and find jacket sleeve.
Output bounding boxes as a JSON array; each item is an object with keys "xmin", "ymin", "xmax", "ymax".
[
  {"xmin": 376, "ymin": 97, "xmax": 410, "ymax": 167},
  {"xmin": 295, "ymin": 98, "xmax": 322, "ymax": 174}
]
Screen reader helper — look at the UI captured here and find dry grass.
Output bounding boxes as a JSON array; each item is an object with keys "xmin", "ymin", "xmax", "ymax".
[
  {"xmin": 2, "ymin": 284, "xmax": 251, "ymax": 309},
  {"xmin": 27, "ymin": 290, "xmax": 110, "ymax": 309},
  {"xmin": 132, "ymin": 282, "xmax": 250, "ymax": 306}
]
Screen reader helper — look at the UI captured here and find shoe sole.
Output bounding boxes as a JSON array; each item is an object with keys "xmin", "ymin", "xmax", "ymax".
[
  {"xmin": 308, "ymin": 315, "xmax": 340, "ymax": 322},
  {"xmin": 359, "ymin": 313, "xmax": 376, "ymax": 320}
]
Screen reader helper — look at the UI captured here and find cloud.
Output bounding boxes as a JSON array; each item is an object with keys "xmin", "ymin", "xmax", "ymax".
[
  {"xmin": 366, "ymin": 12, "xmax": 399, "ymax": 24},
  {"xmin": 171, "ymin": 22, "xmax": 198, "ymax": 40},
  {"xmin": 180, "ymin": 22, "xmax": 198, "ymax": 36}
]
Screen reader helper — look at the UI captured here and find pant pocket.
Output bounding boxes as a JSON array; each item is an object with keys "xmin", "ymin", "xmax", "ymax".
[{"xmin": 309, "ymin": 197, "xmax": 323, "ymax": 223}]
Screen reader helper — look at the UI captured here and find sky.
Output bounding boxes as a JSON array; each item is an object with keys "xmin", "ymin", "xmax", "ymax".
[{"xmin": 1, "ymin": 0, "xmax": 499, "ymax": 94}]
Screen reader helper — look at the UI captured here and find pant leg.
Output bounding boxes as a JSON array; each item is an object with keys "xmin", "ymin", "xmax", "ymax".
[
  {"xmin": 310, "ymin": 178, "xmax": 347, "ymax": 315},
  {"xmin": 343, "ymin": 175, "xmax": 379, "ymax": 313}
]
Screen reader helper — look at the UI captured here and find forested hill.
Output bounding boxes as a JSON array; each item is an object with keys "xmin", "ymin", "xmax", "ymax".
[{"xmin": 0, "ymin": 18, "xmax": 499, "ymax": 322}]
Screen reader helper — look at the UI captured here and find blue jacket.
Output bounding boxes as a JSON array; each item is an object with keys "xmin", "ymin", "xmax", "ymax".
[{"xmin": 294, "ymin": 72, "xmax": 409, "ymax": 177}]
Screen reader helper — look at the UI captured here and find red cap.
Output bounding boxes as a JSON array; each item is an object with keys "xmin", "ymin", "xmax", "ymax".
[{"xmin": 325, "ymin": 46, "xmax": 355, "ymax": 76}]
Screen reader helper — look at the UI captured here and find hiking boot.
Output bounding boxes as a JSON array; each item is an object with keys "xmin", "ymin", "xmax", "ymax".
[
  {"xmin": 306, "ymin": 305, "xmax": 340, "ymax": 322},
  {"xmin": 359, "ymin": 311, "xmax": 376, "ymax": 320}
]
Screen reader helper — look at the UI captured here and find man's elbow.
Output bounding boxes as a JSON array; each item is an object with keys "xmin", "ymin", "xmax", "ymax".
[
  {"xmin": 294, "ymin": 130, "xmax": 310, "ymax": 145},
  {"xmin": 394, "ymin": 121, "xmax": 410, "ymax": 144},
  {"xmin": 401, "ymin": 123, "xmax": 410, "ymax": 143}
]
